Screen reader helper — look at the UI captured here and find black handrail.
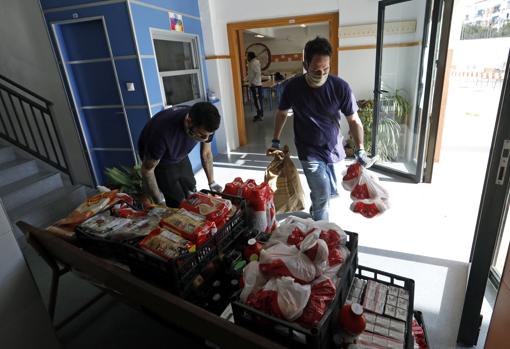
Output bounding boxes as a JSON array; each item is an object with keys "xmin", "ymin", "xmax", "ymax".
[{"xmin": 0, "ymin": 74, "xmax": 71, "ymax": 179}]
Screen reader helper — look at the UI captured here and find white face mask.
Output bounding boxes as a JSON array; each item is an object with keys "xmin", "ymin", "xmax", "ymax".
[{"xmin": 305, "ymin": 72, "xmax": 328, "ymax": 87}]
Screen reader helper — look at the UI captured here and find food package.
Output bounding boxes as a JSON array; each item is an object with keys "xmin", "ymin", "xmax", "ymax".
[
  {"xmin": 342, "ymin": 163, "xmax": 391, "ymax": 218},
  {"xmin": 246, "ymin": 277, "xmax": 311, "ymax": 321},
  {"xmin": 160, "ymin": 208, "xmax": 216, "ymax": 246},
  {"xmin": 297, "ymin": 276, "xmax": 337, "ymax": 328},
  {"xmin": 180, "ymin": 192, "xmax": 232, "ymax": 224},
  {"xmin": 259, "ymin": 242, "xmax": 317, "ymax": 283},
  {"xmin": 342, "ymin": 162, "xmax": 363, "ymax": 191},
  {"xmin": 109, "ymin": 216, "xmax": 160, "ymax": 241},
  {"xmin": 55, "ymin": 191, "xmax": 130, "ymax": 228},
  {"xmin": 77, "ymin": 212, "xmax": 132, "ymax": 238},
  {"xmin": 239, "ymin": 261, "xmax": 268, "ymax": 302},
  {"xmin": 147, "ymin": 206, "xmax": 179, "ymax": 220},
  {"xmin": 350, "ymin": 169, "xmax": 389, "ymax": 201},
  {"xmin": 224, "ymin": 178, "xmax": 276, "ymax": 234},
  {"xmin": 112, "ymin": 202, "xmax": 147, "ymax": 218},
  {"xmin": 350, "ymin": 199, "xmax": 389, "ymax": 218},
  {"xmin": 139, "ymin": 227, "xmax": 194, "ymax": 260}
]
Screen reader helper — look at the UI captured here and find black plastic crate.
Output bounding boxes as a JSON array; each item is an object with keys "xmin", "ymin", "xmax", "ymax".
[
  {"xmin": 413, "ymin": 310, "xmax": 431, "ymax": 349},
  {"xmin": 231, "ymin": 231, "xmax": 359, "ymax": 349},
  {"xmin": 124, "ymin": 192, "xmax": 247, "ymax": 295},
  {"xmin": 75, "ymin": 227, "xmax": 128, "ymax": 261},
  {"xmin": 354, "ymin": 265, "xmax": 415, "ymax": 349}
]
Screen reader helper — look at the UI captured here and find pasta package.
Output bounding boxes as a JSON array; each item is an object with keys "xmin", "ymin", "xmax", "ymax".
[
  {"xmin": 139, "ymin": 227, "xmax": 194, "ymax": 260},
  {"xmin": 160, "ymin": 208, "xmax": 216, "ymax": 246},
  {"xmin": 180, "ymin": 192, "xmax": 232, "ymax": 224}
]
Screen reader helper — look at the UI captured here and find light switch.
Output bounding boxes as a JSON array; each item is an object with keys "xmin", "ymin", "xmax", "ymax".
[{"xmin": 126, "ymin": 82, "xmax": 135, "ymax": 91}]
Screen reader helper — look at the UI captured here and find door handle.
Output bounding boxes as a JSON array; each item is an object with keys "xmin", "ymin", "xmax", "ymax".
[
  {"xmin": 496, "ymin": 139, "xmax": 510, "ymax": 185},
  {"xmin": 374, "ymin": 89, "xmax": 389, "ymax": 94}
]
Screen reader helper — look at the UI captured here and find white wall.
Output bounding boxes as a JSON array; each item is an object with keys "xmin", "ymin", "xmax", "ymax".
[
  {"xmin": 0, "ymin": 0, "xmax": 93, "ymax": 185},
  {"xmin": 0, "ymin": 200, "xmax": 60, "ymax": 349},
  {"xmin": 244, "ymin": 25, "xmax": 329, "ymax": 74},
  {"xmin": 200, "ymin": 0, "xmax": 426, "ymax": 151},
  {"xmin": 199, "ymin": 0, "xmax": 340, "ymax": 151}
]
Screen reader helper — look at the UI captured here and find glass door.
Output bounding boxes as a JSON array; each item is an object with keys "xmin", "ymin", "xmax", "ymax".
[
  {"xmin": 458, "ymin": 50, "xmax": 510, "ymax": 346},
  {"xmin": 372, "ymin": 0, "xmax": 441, "ymax": 182}
]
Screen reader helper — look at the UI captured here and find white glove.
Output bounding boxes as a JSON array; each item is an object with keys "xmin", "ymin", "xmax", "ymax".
[{"xmin": 209, "ymin": 181, "xmax": 223, "ymax": 192}]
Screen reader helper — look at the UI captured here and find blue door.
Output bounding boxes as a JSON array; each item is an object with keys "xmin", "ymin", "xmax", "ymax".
[{"xmin": 53, "ymin": 18, "xmax": 136, "ymax": 185}]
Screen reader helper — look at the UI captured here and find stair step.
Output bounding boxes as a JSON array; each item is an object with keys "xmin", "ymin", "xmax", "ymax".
[
  {"xmin": 10, "ymin": 185, "xmax": 87, "ymax": 239},
  {"xmin": 0, "ymin": 146, "xmax": 16, "ymax": 164},
  {"xmin": 0, "ymin": 159, "xmax": 39, "ymax": 187},
  {"xmin": 0, "ymin": 171, "xmax": 63, "ymax": 211}
]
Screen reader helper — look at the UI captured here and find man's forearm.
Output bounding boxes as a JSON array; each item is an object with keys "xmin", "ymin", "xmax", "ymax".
[
  {"xmin": 347, "ymin": 114, "xmax": 365, "ymax": 149},
  {"xmin": 141, "ymin": 170, "xmax": 161, "ymax": 203},
  {"xmin": 273, "ymin": 110, "xmax": 288, "ymax": 140},
  {"xmin": 201, "ymin": 151, "xmax": 214, "ymax": 184}
]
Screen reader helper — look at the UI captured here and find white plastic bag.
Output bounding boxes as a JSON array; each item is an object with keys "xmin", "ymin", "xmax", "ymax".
[
  {"xmin": 250, "ymin": 277, "xmax": 311, "ymax": 321},
  {"xmin": 259, "ymin": 242, "xmax": 317, "ymax": 283},
  {"xmin": 240, "ymin": 261, "xmax": 268, "ymax": 302},
  {"xmin": 350, "ymin": 168, "xmax": 389, "ymax": 201}
]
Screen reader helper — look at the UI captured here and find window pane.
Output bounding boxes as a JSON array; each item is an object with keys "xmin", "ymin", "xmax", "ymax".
[
  {"xmin": 162, "ymin": 74, "xmax": 201, "ymax": 105},
  {"xmin": 154, "ymin": 39, "xmax": 194, "ymax": 71},
  {"xmin": 494, "ymin": 200, "xmax": 510, "ymax": 276}
]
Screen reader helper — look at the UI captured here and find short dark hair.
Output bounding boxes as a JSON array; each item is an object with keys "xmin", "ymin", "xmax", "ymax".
[
  {"xmin": 189, "ymin": 102, "xmax": 221, "ymax": 132},
  {"xmin": 303, "ymin": 36, "xmax": 332, "ymax": 67},
  {"xmin": 247, "ymin": 51, "xmax": 256, "ymax": 61}
]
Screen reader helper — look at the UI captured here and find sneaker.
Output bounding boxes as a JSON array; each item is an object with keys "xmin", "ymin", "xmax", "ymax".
[{"xmin": 252, "ymin": 115, "xmax": 263, "ymax": 122}]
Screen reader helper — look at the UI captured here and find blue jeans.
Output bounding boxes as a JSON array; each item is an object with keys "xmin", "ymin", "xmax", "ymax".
[{"xmin": 301, "ymin": 160, "xmax": 343, "ymax": 221}]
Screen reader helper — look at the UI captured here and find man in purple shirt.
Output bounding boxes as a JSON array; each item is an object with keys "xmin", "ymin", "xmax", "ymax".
[
  {"xmin": 138, "ymin": 102, "xmax": 222, "ymax": 207},
  {"xmin": 271, "ymin": 37, "xmax": 371, "ymax": 221}
]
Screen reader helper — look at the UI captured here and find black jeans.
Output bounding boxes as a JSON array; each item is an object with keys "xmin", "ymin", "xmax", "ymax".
[
  {"xmin": 154, "ymin": 157, "xmax": 196, "ymax": 207},
  {"xmin": 250, "ymin": 85, "xmax": 263, "ymax": 115}
]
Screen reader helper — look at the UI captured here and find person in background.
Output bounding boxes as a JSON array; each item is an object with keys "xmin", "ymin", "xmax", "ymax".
[
  {"xmin": 247, "ymin": 51, "xmax": 264, "ymax": 122},
  {"xmin": 138, "ymin": 102, "xmax": 223, "ymax": 207},
  {"xmin": 270, "ymin": 37, "xmax": 373, "ymax": 221}
]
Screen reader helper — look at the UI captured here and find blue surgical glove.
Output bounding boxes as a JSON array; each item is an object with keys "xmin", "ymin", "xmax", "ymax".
[
  {"xmin": 271, "ymin": 139, "xmax": 281, "ymax": 149},
  {"xmin": 209, "ymin": 181, "xmax": 223, "ymax": 192},
  {"xmin": 355, "ymin": 149, "xmax": 376, "ymax": 168}
]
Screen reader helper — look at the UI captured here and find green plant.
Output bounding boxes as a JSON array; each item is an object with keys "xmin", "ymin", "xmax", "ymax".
[
  {"xmin": 357, "ymin": 99, "xmax": 374, "ymax": 153},
  {"xmin": 376, "ymin": 117, "xmax": 401, "ymax": 162},
  {"xmin": 381, "ymin": 89, "xmax": 411, "ymax": 125},
  {"xmin": 104, "ymin": 164, "xmax": 143, "ymax": 195}
]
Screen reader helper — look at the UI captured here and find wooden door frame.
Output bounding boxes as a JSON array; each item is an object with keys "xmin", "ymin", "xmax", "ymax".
[{"xmin": 227, "ymin": 12, "xmax": 339, "ymax": 146}]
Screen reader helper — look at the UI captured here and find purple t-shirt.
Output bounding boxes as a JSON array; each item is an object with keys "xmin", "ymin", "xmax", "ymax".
[
  {"xmin": 138, "ymin": 106, "xmax": 208, "ymax": 165},
  {"xmin": 278, "ymin": 75, "xmax": 358, "ymax": 163}
]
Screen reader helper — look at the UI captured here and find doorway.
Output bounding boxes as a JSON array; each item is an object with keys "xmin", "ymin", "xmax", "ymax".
[{"xmin": 227, "ymin": 12, "xmax": 339, "ymax": 148}]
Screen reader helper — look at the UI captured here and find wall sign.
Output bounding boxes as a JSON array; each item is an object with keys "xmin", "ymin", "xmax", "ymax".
[{"xmin": 169, "ymin": 12, "xmax": 184, "ymax": 32}]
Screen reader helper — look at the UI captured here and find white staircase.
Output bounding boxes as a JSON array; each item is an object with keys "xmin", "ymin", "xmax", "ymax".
[{"xmin": 0, "ymin": 144, "xmax": 90, "ymax": 244}]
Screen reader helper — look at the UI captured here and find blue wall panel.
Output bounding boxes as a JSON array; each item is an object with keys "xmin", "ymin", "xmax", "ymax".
[
  {"xmin": 68, "ymin": 62, "xmax": 121, "ymax": 106},
  {"xmin": 82, "ymin": 108, "xmax": 132, "ymax": 148},
  {"xmin": 135, "ymin": 0, "xmax": 200, "ymax": 17},
  {"xmin": 40, "ymin": 0, "xmax": 114, "ymax": 10},
  {"xmin": 126, "ymin": 108, "xmax": 150, "ymax": 152},
  {"xmin": 91, "ymin": 150, "xmax": 135, "ymax": 184},
  {"xmin": 141, "ymin": 58, "xmax": 163, "ymax": 106},
  {"xmin": 114, "ymin": 59, "xmax": 147, "ymax": 106},
  {"xmin": 188, "ymin": 143, "xmax": 201, "ymax": 173},
  {"xmin": 45, "ymin": 3, "xmax": 136, "ymax": 57},
  {"xmin": 58, "ymin": 20, "xmax": 109, "ymax": 61}
]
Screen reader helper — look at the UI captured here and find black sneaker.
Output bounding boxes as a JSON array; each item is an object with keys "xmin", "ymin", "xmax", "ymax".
[{"xmin": 253, "ymin": 115, "xmax": 262, "ymax": 122}]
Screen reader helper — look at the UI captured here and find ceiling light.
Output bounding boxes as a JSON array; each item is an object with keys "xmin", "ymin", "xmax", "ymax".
[
  {"xmin": 255, "ymin": 34, "xmax": 265, "ymax": 38},
  {"xmin": 300, "ymin": 24, "xmax": 307, "ymax": 28}
]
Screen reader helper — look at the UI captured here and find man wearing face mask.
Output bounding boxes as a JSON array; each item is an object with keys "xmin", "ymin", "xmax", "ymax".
[
  {"xmin": 138, "ymin": 102, "xmax": 222, "ymax": 207},
  {"xmin": 270, "ymin": 37, "xmax": 372, "ymax": 221}
]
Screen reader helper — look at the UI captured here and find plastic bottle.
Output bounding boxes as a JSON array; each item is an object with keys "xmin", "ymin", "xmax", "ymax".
[
  {"xmin": 337, "ymin": 303, "xmax": 366, "ymax": 346},
  {"xmin": 244, "ymin": 238, "xmax": 263, "ymax": 261}
]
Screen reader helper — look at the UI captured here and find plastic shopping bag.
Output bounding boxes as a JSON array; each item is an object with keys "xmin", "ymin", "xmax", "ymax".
[
  {"xmin": 350, "ymin": 168, "xmax": 389, "ymax": 201},
  {"xmin": 297, "ymin": 275, "xmax": 337, "ymax": 328},
  {"xmin": 246, "ymin": 277, "xmax": 311, "ymax": 321},
  {"xmin": 240, "ymin": 261, "xmax": 268, "ymax": 302}
]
